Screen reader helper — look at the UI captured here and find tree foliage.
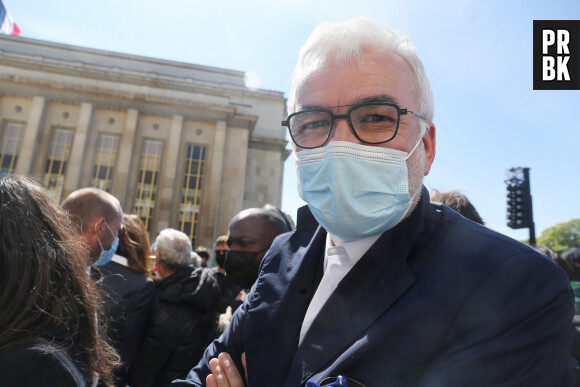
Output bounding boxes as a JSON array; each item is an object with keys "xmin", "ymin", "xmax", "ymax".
[{"xmin": 535, "ymin": 219, "xmax": 580, "ymax": 252}]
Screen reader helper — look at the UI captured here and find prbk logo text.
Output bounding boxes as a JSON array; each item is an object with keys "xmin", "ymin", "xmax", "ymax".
[{"xmin": 533, "ymin": 20, "xmax": 580, "ymax": 90}]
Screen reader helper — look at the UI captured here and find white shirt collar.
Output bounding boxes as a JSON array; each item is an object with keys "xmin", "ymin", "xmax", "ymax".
[
  {"xmin": 324, "ymin": 232, "xmax": 382, "ymax": 271},
  {"xmin": 111, "ymin": 254, "xmax": 129, "ymax": 267}
]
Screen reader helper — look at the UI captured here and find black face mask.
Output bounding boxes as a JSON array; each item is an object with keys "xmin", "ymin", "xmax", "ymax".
[
  {"xmin": 224, "ymin": 249, "xmax": 265, "ymax": 289},
  {"xmin": 215, "ymin": 250, "xmax": 227, "ymax": 268}
]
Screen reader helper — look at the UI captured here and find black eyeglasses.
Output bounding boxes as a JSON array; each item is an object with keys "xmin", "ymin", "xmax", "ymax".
[{"xmin": 281, "ymin": 102, "xmax": 425, "ymax": 149}]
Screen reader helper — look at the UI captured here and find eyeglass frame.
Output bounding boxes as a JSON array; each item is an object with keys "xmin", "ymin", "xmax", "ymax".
[{"xmin": 281, "ymin": 102, "xmax": 427, "ymax": 150}]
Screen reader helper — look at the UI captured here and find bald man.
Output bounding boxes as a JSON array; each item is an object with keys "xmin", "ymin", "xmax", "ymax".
[
  {"xmin": 225, "ymin": 206, "xmax": 291, "ymax": 289},
  {"xmin": 61, "ymin": 187, "xmax": 123, "ymax": 266}
]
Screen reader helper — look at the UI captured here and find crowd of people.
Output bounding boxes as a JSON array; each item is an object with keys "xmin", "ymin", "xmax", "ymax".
[
  {"xmin": 0, "ymin": 174, "xmax": 291, "ymax": 386},
  {"xmin": 1, "ymin": 16, "xmax": 579, "ymax": 387}
]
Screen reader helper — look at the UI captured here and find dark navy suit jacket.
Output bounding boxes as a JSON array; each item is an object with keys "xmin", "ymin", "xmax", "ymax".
[{"xmin": 175, "ymin": 187, "xmax": 574, "ymax": 386}]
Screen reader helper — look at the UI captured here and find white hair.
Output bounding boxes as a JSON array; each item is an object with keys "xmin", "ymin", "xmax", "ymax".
[
  {"xmin": 190, "ymin": 251, "xmax": 201, "ymax": 268},
  {"xmin": 288, "ymin": 17, "xmax": 434, "ymax": 123},
  {"xmin": 154, "ymin": 228, "xmax": 192, "ymax": 270}
]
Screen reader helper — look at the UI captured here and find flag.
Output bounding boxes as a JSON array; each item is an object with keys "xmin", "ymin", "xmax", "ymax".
[{"xmin": 0, "ymin": 1, "xmax": 20, "ymax": 36}]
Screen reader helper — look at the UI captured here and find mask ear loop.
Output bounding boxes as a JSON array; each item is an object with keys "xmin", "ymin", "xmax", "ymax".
[
  {"xmin": 95, "ymin": 222, "xmax": 105, "ymax": 250},
  {"xmin": 403, "ymin": 122, "xmax": 429, "ymax": 161},
  {"xmin": 103, "ymin": 221, "xmax": 115, "ymax": 238},
  {"xmin": 402, "ymin": 120, "xmax": 430, "ymax": 213}
]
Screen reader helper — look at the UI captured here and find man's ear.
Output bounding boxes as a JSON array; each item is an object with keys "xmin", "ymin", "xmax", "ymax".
[
  {"xmin": 93, "ymin": 217, "xmax": 106, "ymax": 238},
  {"xmin": 422, "ymin": 122, "xmax": 436, "ymax": 176}
]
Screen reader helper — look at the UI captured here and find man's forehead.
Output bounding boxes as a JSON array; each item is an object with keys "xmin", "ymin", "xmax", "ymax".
[
  {"xmin": 294, "ymin": 48, "xmax": 417, "ymax": 111},
  {"xmin": 229, "ymin": 215, "xmax": 269, "ymax": 237}
]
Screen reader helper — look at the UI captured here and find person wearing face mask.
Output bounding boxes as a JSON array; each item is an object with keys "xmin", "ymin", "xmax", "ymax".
[
  {"xmin": 95, "ymin": 214, "xmax": 155, "ymax": 387},
  {"xmin": 61, "ymin": 187, "xmax": 124, "ymax": 384},
  {"xmin": 210, "ymin": 236, "xmax": 246, "ymax": 315},
  {"xmin": 176, "ymin": 18, "xmax": 574, "ymax": 387},
  {"xmin": 61, "ymin": 187, "xmax": 123, "ymax": 268},
  {"xmin": 224, "ymin": 206, "xmax": 292, "ymax": 290}
]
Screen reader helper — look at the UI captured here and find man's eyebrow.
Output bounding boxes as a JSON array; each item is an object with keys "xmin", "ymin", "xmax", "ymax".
[
  {"xmin": 297, "ymin": 103, "xmax": 329, "ymax": 111},
  {"xmin": 352, "ymin": 94, "xmax": 400, "ymax": 106},
  {"xmin": 297, "ymin": 94, "xmax": 400, "ymax": 111}
]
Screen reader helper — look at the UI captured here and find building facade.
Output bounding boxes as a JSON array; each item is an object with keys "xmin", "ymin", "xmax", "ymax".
[{"xmin": 0, "ymin": 35, "xmax": 289, "ymax": 249}]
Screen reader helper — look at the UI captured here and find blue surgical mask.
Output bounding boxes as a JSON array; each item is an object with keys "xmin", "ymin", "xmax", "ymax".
[
  {"xmin": 94, "ymin": 221, "xmax": 119, "ymax": 266},
  {"xmin": 296, "ymin": 138, "xmax": 423, "ymax": 242}
]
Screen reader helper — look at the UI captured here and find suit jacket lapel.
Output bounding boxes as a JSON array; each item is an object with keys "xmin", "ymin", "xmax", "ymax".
[
  {"xmin": 244, "ymin": 207, "xmax": 327, "ymax": 385},
  {"xmin": 285, "ymin": 189, "xmax": 428, "ymax": 386}
]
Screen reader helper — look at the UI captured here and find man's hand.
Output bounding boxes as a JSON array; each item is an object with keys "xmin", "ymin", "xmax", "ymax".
[
  {"xmin": 235, "ymin": 291, "xmax": 247, "ymax": 302},
  {"xmin": 219, "ymin": 306, "xmax": 233, "ymax": 327},
  {"xmin": 206, "ymin": 352, "xmax": 247, "ymax": 387}
]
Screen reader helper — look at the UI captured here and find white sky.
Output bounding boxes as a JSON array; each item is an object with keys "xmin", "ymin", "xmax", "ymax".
[{"xmin": 5, "ymin": 0, "xmax": 580, "ymax": 241}]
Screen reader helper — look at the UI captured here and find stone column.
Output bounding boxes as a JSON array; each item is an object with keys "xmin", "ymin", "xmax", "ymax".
[
  {"xmin": 156, "ymin": 114, "xmax": 184, "ymax": 232},
  {"xmin": 15, "ymin": 96, "xmax": 45, "ymax": 175},
  {"xmin": 204, "ymin": 120, "xmax": 227, "ymax": 245},
  {"xmin": 62, "ymin": 102, "xmax": 92, "ymax": 197},
  {"xmin": 217, "ymin": 126, "xmax": 249, "ymax": 235},
  {"xmin": 112, "ymin": 109, "xmax": 138, "ymax": 208}
]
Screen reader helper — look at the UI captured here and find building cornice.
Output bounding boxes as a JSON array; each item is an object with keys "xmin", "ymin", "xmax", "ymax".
[
  {"xmin": 0, "ymin": 35, "xmax": 285, "ymax": 100},
  {"xmin": 249, "ymin": 136, "xmax": 291, "ymax": 160}
]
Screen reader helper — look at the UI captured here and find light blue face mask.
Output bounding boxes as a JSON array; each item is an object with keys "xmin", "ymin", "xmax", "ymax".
[
  {"xmin": 94, "ymin": 221, "xmax": 119, "ymax": 266},
  {"xmin": 296, "ymin": 138, "xmax": 423, "ymax": 242}
]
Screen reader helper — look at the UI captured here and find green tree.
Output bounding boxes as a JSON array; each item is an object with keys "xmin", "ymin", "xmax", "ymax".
[{"xmin": 535, "ymin": 219, "xmax": 580, "ymax": 252}]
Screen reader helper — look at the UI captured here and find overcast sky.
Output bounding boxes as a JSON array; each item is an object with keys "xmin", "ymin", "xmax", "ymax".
[{"xmin": 5, "ymin": 0, "xmax": 580, "ymax": 241}]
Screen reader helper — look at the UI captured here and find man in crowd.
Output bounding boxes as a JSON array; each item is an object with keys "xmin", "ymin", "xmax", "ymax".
[
  {"xmin": 196, "ymin": 246, "xmax": 211, "ymax": 268},
  {"xmin": 62, "ymin": 187, "xmax": 123, "ymax": 266},
  {"xmin": 211, "ymin": 235, "xmax": 245, "ymax": 314},
  {"xmin": 129, "ymin": 228, "xmax": 220, "ymax": 386},
  {"xmin": 62, "ymin": 188, "xmax": 131, "ymax": 385},
  {"xmin": 225, "ymin": 205, "xmax": 292, "ymax": 289},
  {"xmin": 175, "ymin": 18, "xmax": 574, "ymax": 386},
  {"xmin": 62, "ymin": 190, "xmax": 156, "ymax": 386},
  {"xmin": 215, "ymin": 205, "xmax": 292, "ymax": 333}
]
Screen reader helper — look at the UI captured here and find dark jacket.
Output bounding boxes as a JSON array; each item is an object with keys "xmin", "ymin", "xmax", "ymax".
[
  {"xmin": 0, "ymin": 340, "xmax": 89, "ymax": 386},
  {"xmin": 209, "ymin": 267, "xmax": 243, "ymax": 313},
  {"xmin": 95, "ymin": 256, "xmax": 155, "ymax": 386},
  {"xmin": 128, "ymin": 266, "xmax": 220, "ymax": 387},
  {"xmin": 177, "ymin": 187, "xmax": 574, "ymax": 386}
]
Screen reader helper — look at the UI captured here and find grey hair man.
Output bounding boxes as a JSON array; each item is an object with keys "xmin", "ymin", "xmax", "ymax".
[
  {"xmin": 128, "ymin": 228, "xmax": 220, "ymax": 386},
  {"xmin": 61, "ymin": 187, "xmax": 123, "ymax": 266},
  {"xmin": 153, "ymin": 228, "xmax": 193, "ymax": 279},
  {"xmin": 176, "ymin": 18, "xmax": 574, "ymax": 387}
]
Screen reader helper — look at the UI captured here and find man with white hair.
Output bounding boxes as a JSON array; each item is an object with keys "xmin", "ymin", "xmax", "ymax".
[
  {"xmin": 175, "ymin": 18, "xmax": 574, "ymax": 386},
  {"xmin": 128, "ymin": 229, "xmax": 220, "ymax": 386}
]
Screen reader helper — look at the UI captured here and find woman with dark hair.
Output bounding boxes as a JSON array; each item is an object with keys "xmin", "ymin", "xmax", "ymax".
[
  {"xmin": 0, "ymin": 175, "xmax": 119, "ymax": 386},
  {"xmin": 96, "ymin": 213, "xmax": 155, "ymax": 386}
]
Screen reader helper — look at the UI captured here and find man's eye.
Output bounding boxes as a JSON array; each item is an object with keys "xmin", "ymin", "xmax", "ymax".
[
  {"xmin": 361, "ymin": 114, "xmax": 395, "ymax": 123},
  {"xmin": 298, "ymin": 119, "xmax": 330, "ymax": 132}
]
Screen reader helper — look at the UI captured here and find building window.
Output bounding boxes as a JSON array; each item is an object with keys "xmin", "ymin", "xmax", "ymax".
[
  {"xmin": 134, "ymin": 139, "xmax": 163, "ymax": 231},
  {"xmin": 0, "ymin": 122, "xmax": 26, "ymax": 175},
  {"xmin": 92, "ymin": 134, "xmax": 119, "ymax": 192},
  {"xmin": 44, "ymin": 128, "xmax": 74, "ymax": 202},
  {"xmin": 179, "ymin": 145, "xmax": 207, "ymax": 246}
]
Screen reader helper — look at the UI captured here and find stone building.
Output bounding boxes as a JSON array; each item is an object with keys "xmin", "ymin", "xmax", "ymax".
[{"xmin": 0, "ymin": 34, "xmax": 289, "ymax": 249}]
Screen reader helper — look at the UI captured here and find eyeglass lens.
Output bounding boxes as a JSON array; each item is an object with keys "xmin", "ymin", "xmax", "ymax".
[{"xmin": 288, "ymin": 104, "xmax": 400, "ymax": 148}]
